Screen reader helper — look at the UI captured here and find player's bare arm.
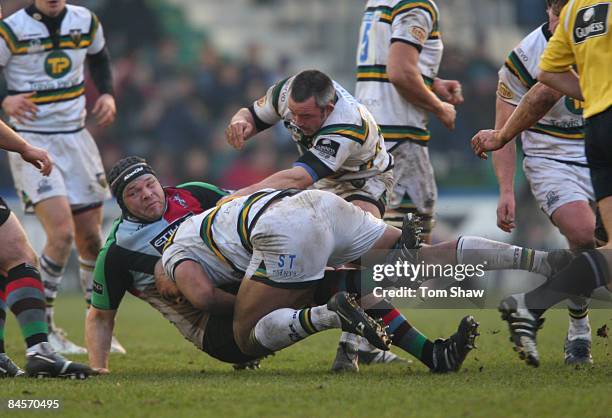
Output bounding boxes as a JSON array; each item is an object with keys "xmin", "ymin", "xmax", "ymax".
[
  {"xmin": 0, "ymin": 120, "xmax": 52, "ymax": 175},
  {"xmin": 225, "ymin": 107, "xmax": 257, "ymax": 150},
  {"xmin": 173, "ymin": 260, "xmax": 235, "ymax": 314},
  {"xmin": 432, "ymin": 77, "xmax": 464, "ymax": 105},
  {"xmin": 229, "ymin": 166, "xmax": 314, "ymax": 199},
  {"xmin": 387, "ymin": 42, "xmax": 456, "ymax": 130},
  {"xmin": 491, "ymin": 97, "xmax": 518, "ymax": 233},
  {"xmin": 538, "ymin": 69, "xmax": 583, "ymax": 102},
  {"xmin": 85, "ymin": 307, "xmax": 116, "ymax": 374},
  {"xmin": 472, "ymin": 82, "xmax": 563, "ymax": 157}
]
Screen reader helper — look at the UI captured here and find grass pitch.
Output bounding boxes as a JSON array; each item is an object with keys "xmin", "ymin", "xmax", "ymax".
[{"xmin": 3, "ymin": 295, "xmax": 612, "ymax": 418}]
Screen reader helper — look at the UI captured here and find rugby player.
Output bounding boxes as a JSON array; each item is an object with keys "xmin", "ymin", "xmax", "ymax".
[
  {"xmin": 0, "ymin": 121, "xmax": 93, "ymax": 378},
  {"xmin": 0, "ymin": 0, "xmax": 121, "ymax": 354},
  {"xmin": 472, "ymin": 0, "xmax": 595, "ymax": 365},
  {"xmin": 86, "ymin": 157, "xmax": 261, "ymax": 373},
  {"xmin": 355, "ymin": 0, "xmax": 462, "ymax": 241},
  {"xmin": 162, "ymin": 185, "xmax": 576, "ymax": 372},
  {"xmin": 225, "ymin": 69, "xmax": 399, "ymax": 369},
  {"xmin": 225, "ymin": 69, "xmax": 393, "ymax": 219}
]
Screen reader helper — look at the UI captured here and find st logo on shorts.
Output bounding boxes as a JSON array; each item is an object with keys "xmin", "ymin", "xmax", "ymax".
[
  {"xmin": 573, "ymin": 3, "xmax": 609, "ymax": 44},
  {"xmin": 44, "ymin": 50, "xmax": 72, "ymax": 78}
]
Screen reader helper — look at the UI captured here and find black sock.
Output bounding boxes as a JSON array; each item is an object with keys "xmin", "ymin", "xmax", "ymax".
[
  {"xmin": 0, "ymin": 275, "xmax": 5, "ymax": 353},
  {"xmin": 525, "ymin": 251, "xmax": 609, "ymax": 317}
]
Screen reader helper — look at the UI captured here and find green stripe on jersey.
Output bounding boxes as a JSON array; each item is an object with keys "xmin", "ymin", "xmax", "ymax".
[{"xmin": 92, "ymin": 219, "xmax": 123, "ymax": 310}]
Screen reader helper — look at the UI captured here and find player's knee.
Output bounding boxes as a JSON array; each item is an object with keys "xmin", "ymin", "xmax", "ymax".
[
  {"xmin": 562, "ymin": 225, "xmax": 595, "ymax": 250},
  {"xmin": 79, "ymin": 232, "xmax": 102, "ymax": 258},
  {"xmin": 49, "ymin": 221, "xmax": 75, "ymax": 249}
]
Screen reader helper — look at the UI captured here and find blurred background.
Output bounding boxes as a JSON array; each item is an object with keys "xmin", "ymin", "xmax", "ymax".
[{"xmin": 0, "ymin": 0, "xmax": 568, "ymax": 291}]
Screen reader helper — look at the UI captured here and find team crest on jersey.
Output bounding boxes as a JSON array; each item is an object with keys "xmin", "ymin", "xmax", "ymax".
[
  {"xmin": 27, "ymin": 38, "xmax": 45, "ymax": 53},
  {"xmin": 410, "ymin": 26, "xmax": 427, "ymax": 45},
  {"xmin": 92, "ymin": 281, "xmax": 103, "ymax": 295},
  {"xmin": 69, "ymin": 29, "xmax": 83, "ymax": 47},
  {"xmin": 44, "ymin": 50, "xmax": 72, "ymax": 78},
  {"xmin": 565, "ymin": 97, "xmax": 584, "ymax": 115},
  {"xmin": 172, "ymin": 194, "xmax": 187, "ymax": 208},
  {"xmin": 573, "ymin": 3, "xmax": 609, "ymax": 44},
  {"xmin": 497, "ymin": 82, "xmax": 514, "ymax": 100}
]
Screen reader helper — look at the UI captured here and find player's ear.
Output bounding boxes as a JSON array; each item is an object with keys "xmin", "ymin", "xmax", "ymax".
[{"xmin": 324, "ymin": 102, "xmax": 335, "ymax": 117}]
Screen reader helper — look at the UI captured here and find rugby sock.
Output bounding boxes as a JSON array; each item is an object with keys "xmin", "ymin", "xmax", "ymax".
[
  {"xmin": 39, "ymin": 254, "xmax": 64, "ymax": 329},
  {"xmin": 78, "ymin": 257, "xmax": 96, "ymax": 307},
  {"xmin": 384, "ymin": 197, "xmax": 434, "ymax": 237},
  {"xmin": 252, "ymin": 305, "xmax": 341, "ymax": 352},
  {"xmin": 567, "ymin": 303, "xmax": 591, "ymax": 340},
  {"xmin": 0, "ymin": 276, "xmax": 6, "ymax": 353},
  {"xmin": 457, "ymin": 236, "xmax": 549, "ymax": 275},
  {"xmin": 365, "ymin": 302, "xmax": 434, "ymax": 369},
  {"xmin": 525, "ymin": 251, "xmax": 610, "ymax": 318},
  {"xmin": 6, "ymin": 264, "xmax": 48, "ymax": 348}
]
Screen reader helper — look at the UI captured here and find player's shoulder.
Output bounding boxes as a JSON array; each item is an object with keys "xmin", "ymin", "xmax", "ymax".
[
  {"xmin": 1, "ymin": 8, "xmax": 31, "ymax": 32},
  {"xmin": 390, "ymin": 0, "xmax": 439, "ymax": 19},
  {"xmin": 515, "ymin": 24, "xmax": 549, "ymax": 56},
  {"xmin": 65, "ymin": 4, "xmax": 95, "ymax": 19},
  {"xmin": 324, "ymin": 82, "xmax": 363, "ymax": 127}
]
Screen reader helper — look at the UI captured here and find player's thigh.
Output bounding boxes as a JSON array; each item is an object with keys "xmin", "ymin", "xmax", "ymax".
[
  {"xmin": 72, "ymin": 205, "xmax": 104, "ymax": 256},
  {"xmin": 0, "ymin": 212, "xmax": 37, "ymax": 272},
  {"xmin": 232, "ymin": 276, "xmax": 315, "ymax": 346},
  {"xmin": 389, "ymin": 141, "xmax": 437, "ymax": 214},
  {"xmin": 34, "ymin": 196, "xmax": 75, "ymax": 242},
  {"xmin": 550, "ymin": 200, "xmax": 595, "ymax": 249}
]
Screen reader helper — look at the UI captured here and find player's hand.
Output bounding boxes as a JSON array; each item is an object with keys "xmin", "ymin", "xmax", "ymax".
[
  {"xmin": 92, "ymin": 93, "xmax": 116, "ymax": 127},
  {"xmin": 433, "ymin": 78, "xmax": 464, "ymax": 105},
  {"xmin": 225, "ymin": 120, "xmax": 254, "ymax": 150},
  {"xmin": 497, "ymin": 192, "xmax": 516, "ymax": 233},
  {"xmin": 435, "ymin": 102, "xmax": 456, "ymax": 130},
  {"xmin": 471, "ymin": 129, "xmax": 507, "ymax": 160},
  {"xmin": 2, "ymin": 92, "xmax": 39, "ymax": 124},
  {"xmin": 20, "ymin": 144, "xmax": 53, "ymax": 176}
]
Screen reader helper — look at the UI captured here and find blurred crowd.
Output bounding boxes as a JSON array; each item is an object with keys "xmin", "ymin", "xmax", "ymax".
[{"xmin": 0, "ymin": 0, "xmax": 524, "ymax": 193}]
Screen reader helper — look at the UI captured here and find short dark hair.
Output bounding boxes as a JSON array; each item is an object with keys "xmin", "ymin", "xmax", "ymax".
[
  {"xmin": 290, "ymin": 70, "xmax": 335, "ymax": 108},
  {"xmin": 546, "ymin": 0, "xmax": 568, "ymax": 14}
]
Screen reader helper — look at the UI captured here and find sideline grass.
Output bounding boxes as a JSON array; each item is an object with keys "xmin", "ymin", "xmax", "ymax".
[{"xmin": 3, "ymin": 295, "xmax": 612, "ymax": 418}]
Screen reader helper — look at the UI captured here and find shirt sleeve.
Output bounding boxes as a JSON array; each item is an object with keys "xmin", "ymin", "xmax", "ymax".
[
  {"xmin": 0, "ymin": 23, "xmax": 14, "ymax": 66},
  {"xmin": 87, "ymin": 12, "xmax": 106, "ymax": 55},
  {"xmin": 497, "ymin": 63, "xmax": 527, "ymax": 106},
  {"xmin": 539, "ymin": 5, "xmax": 575, "ymax": 72},
  {"xmin": 390, "ymin": 7, "xmax": 435, "ymax": 52},
  {"xmin": 91, "ymin": 241, "xmax": 131, "ymax": 310},
  {"xmin": 294, "ymin": 135, "xmax": 354, "ymax": 181},
  {"xmin": 250, "ymin": 78, "xmax": 289, "ymax": 128}
]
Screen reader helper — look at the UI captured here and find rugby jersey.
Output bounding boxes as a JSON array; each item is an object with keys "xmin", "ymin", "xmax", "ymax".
[
  {"xmin": 0, "ymin": 4, "xmax": 105, "ymax": 132},
  {"xmin": 498, "ymin": 22, "xmax": 586, "ymax": 163},
  {"xmin": 250, "ymin": 75, "xmax": 392, "ymax": 183},
  {"xmin": 355, "ymin": 0, "xmax": 443, "ymax": 149}
]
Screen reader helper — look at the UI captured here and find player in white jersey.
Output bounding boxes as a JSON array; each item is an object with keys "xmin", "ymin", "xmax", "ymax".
[
  {"xmin": 0, "ymin": 0, "xmax": 120, "ymax": 354},
  {"xmin": 471, "ymin": 0, "xmax": 595, "ymax": 365},
  {"xmin": 225, "ymin": 69, "xmax": 393, "ymax": 219},
  {"xmin": 355, "ymin": 0, "xmax": 462, "ymax": 241},
  {"xmin": 225, "ymin": 69, "xmax": 400, "ymax": 368},
  {"xmin": 162, "ymin": 188, "xmax": 483, "ymax": 373}
]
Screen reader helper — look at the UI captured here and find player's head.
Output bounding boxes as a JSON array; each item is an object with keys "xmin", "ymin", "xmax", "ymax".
[
  {"xmin": 546, "ymin": 0, "xmax": 568, "ymax": 27},
  {"xmin": 108, "ymin": 156, "xmax": 165, "ymax": 222},
  {"xmin": 288, "ymin": 70, "xmax": 336, "ymax": 136},
  {"xmin": 35, "ymin": 0, "xmax": 67, "ymax": 17}
]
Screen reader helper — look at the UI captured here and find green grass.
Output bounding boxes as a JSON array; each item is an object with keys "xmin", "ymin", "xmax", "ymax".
[{"xmin": 3, "ymin": 295, "xmax": 612, "ymax": 418}]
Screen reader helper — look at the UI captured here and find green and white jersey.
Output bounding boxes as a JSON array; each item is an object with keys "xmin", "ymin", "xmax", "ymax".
[
  {"xmin": 497, "ymin": 23, "xmax": 586, "ymax": 163},
  {"xmin": 249, "ymin": 75, "xmax": 392, "ymax": 183},
  {"xmin": 355, "ymin": 0, "xmax": 443, "ymax": 149},
  {"xmin": 0, "ymin": 5, "xmax": 105, "ymax": 132}
]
